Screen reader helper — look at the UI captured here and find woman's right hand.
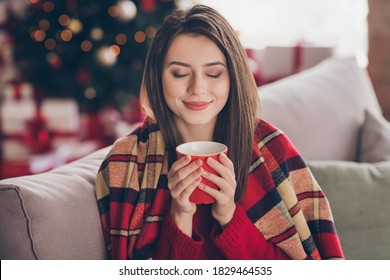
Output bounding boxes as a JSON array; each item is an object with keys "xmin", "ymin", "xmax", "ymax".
[{"xmin": 167, "ymin": 155, "xmax": 203, "ymax": 236}]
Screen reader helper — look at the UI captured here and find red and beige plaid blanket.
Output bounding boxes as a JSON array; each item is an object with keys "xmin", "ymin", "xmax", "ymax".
[{"xmin": 96, "ymin": 119, "xmax": 344, "ymax": 260}]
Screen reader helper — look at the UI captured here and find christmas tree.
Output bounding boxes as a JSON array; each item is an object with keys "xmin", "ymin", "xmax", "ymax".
[{"xmin": 8, "ymin": 0, "xmax": 176, "ymax": 112}]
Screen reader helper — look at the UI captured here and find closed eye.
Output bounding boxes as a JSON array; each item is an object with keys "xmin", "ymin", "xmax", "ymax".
[
  {"xmin": 173, "ymin": 73, "xmax": 189, "ymax": 78},
  {"xmin": 207, "ymin": 73, "xmax": 222, "ymax": 79}
]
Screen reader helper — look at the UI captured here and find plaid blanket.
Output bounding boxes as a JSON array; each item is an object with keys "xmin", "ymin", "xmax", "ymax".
[{"xmin": 96, "ymin": 119, "xmax": 344, "ymax": 260}]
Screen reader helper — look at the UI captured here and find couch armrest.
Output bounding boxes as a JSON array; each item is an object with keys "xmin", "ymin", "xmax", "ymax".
[{"xmin": 0, "ymin": 146, "xmax": 111, "ymax": 260}]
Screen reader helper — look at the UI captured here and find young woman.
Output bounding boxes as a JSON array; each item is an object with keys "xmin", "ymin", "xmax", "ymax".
[{"xmin": 96, "ymin": 5, "xmax": 344, "ymax": 260}]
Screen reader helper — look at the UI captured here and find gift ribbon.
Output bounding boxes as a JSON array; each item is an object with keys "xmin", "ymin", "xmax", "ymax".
[
  {"xmin": 293, "ymin": 41, "xmax": 303, "ymax": 73},
  {"xmin": 4, "ymin": 131, "xmax": 79, "ymax": 140},
  {"xmin": 4, "ymin": 129, "xmax": 79, "ymax": 154},
  {"xmin": 12, "ymin": 83, "xmax": 23, "ymax": 101}
]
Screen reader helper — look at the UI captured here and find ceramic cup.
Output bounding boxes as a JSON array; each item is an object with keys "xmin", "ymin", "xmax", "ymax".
[{"xmin": 176, "ymin": 141, "xmax": 228, "ymax": 204}]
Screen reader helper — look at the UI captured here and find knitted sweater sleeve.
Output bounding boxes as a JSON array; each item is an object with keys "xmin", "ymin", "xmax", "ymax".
[
  {"xmin": 212, "ymin": 205, "xmax": 290, "ymax": 260},
  {"xmin": 153, "ymin": 213, "xmax": 204, "ymax": 260}
]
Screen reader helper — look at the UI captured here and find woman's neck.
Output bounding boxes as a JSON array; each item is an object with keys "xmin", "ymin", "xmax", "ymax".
[{"xmin": 176, "ymin": 120, "xmax": 216, "ymax": 143}]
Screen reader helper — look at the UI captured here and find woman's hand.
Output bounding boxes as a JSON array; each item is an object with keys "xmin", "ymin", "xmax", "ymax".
[
  {"xmin": 167, "ymin": 155, "xmax": 203, "ymax": 236},
  {"xmin": 198, "ymin": 153, "xmax": 237, "ymax": 229}
]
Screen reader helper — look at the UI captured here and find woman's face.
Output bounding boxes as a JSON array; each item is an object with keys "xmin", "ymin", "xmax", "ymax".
[{"xmin": 162, "ymin": 34, "xmax": 230, "ymax": 134}]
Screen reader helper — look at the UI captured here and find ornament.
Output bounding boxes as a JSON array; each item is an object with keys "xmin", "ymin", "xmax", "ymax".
[
  {"xmin": 96, "ymin": 46, "xmax": 117, "ymax": 66},
  {"xmin": 117, "ymin": 0, "xmax": 137, "ymax": 22},
  {"xmin": 140, "ymin": 0, "xmax": 156, "ymax": 13}
]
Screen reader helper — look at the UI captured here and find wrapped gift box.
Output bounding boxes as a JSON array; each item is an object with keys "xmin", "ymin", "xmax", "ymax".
[
  {"xmin": 1, "ymin": 97, "xmax": 80, "ymax": 161},
  {"xmin": 247, "ymin": 43, "xmax": 334, "ymax": 85},
  {"xmin": 2, "ymin": 82, "xmax": 34, "ymax": 101},
  {"xmin": 41, "ymin": 98, "xmax": 80, "ymax": 149},
  {"xmin": 1, "ymin": 99, "xmax": 36, "ymax": 160},
  {"xmin": 0, "ymin": 140, "xmax": 103, "ymax": 179}
]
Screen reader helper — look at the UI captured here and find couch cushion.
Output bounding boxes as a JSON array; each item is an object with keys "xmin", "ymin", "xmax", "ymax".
[
  {"xmin": 358, "ymin": 110, "xmax": 390, "ymax": 163},
  {"xmin": 259, "ymin": 56, "xmax": 381, "ymax": 161},
  {"xmin": 0, "ymin": 146, "xmax": 111, "ymax": 260},
  {"xmin": 307, "ymin": 160, "xmax": 390, "ymax": 260}
]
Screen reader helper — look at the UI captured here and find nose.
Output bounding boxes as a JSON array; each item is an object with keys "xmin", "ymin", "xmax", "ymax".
[{"xmin": 188, "ymin": 74, "xmax": 206, "ymax": 95}]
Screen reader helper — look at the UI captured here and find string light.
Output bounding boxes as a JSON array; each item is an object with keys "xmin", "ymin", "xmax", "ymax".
[
  {"xmin": 33, "ymin": 30, "xmax": 46, "ymax": 42},
  {"xmin": 59, "ymin": 14, "xmax": 70, "ymax": 26},
  {"xmin": 38, "ymin": 19, "xmax": 50, "ymax": 31},
  {"xmin": 134, "ymin": 31, "xmax": 146, "ymax": 43},
  {"xmin": 117, "ymin": 0, "xmax": 137, "ymax": 22},
  {"xmin": 109, "ymin": 45, "xmax": 121, "ymax": 56},
  {"xmin": 145, "ymin": 26, "xmax": 157, "ymax": 38},
  {"xmin": 81, "ymin": 40, "xmax": 92, "ymax": 52},
  {"xmin": 85, "ymin": 87, "xmax": 97, "ymax": 99},
  {"xmin": 96, "ymin": 46, "xmax": 117, "ymax": 66},
  {"xmin": 68, "ymin": 18, "xmax": 83, "ymax": 34},
  {"xmin": 43, "ymin": 1, "xmax": 55, "ymax": 13},
  {"xmin": 60, "ymin": 30, "xmax": 73, "ymax": 41},
  {"xmin": 46, "ymin": 52, "xmax": 62, "ymax": 69},
  {"xmin": 45, "ymin": 38, "xmax": 56, "ymax": 50},
  {"xmin": 91, "ymin": 27, "xmax": 104, "ymax": 40},
  {"xmin": 108, "ymin": 5, "xmax": 120, "ymax": 17},
  {"xmin": 116, "ymin": 33, "xmax": 127, "ymax": 45}
]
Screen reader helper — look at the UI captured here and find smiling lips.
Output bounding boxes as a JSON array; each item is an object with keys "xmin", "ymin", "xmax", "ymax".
[{"xmin": 183, "ymin": 101, "xmax": 211, "ymax": 111}]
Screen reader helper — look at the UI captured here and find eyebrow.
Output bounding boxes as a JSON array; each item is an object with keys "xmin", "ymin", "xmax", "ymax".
[{"xmin": 167, "ymin": 61, "xmax": 226, "ymax": 67}]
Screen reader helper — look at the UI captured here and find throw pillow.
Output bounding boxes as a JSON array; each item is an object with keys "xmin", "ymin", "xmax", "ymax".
[
  {"xmin": 358, "ymin": 110, "xmax": 390, "ymax": 162},
  {"xmin": 259, "ymin": 56, "xmax": 382, "ymax": 161},
  {"xmin": 308, "ymin": 160, "xmax": 390, "ymax": 260}
]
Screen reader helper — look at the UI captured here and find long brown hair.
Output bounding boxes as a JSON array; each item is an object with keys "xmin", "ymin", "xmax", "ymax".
[{"xmin": 140, "ymin": 5, "xmax": 259, "ymax": 202}]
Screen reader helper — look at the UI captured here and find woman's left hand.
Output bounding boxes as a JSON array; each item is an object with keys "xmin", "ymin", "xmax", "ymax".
[{"xmin": 198, "ymin": 153, "xmax": 237, "ymax": 229}]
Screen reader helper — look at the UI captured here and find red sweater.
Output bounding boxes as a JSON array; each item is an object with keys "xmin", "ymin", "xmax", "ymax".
[{"xmin": 154, "ymin": 204, "xmax": 289, "ymax": 260}]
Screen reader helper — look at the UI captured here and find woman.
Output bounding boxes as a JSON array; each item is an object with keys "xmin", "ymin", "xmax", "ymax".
[{"xmin": 96, "ymin": 4, "xmax": 344, "ymax": 260}]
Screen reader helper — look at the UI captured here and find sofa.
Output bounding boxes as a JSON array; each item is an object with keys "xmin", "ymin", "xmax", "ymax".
[{"xmin": 1, "ymin": 56, "xmax": 390, "ymax": 260}]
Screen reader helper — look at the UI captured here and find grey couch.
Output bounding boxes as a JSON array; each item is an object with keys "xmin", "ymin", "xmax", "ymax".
[{"xmin": 1, "ymin": 56, "xmax": 390, "ymax": 259}]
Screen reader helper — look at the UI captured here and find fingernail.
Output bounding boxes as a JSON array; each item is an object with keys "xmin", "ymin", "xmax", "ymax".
[{"xmin": 207, "ymin": 157, "xmax": 215, "ymax": 164}]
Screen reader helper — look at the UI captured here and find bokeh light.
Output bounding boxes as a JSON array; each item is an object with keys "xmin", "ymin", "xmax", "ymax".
[{"xmin": 134, "ymin": 31, "xmax": 146, "ymax": 43}]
